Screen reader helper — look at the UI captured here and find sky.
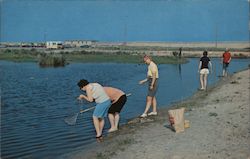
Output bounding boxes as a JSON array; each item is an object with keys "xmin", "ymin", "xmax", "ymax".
[{"xmin": 0, "ymin": 0, "xmax": 249, "ymax": 42}]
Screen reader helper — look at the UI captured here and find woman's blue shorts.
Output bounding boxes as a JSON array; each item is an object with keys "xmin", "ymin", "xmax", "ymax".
[{"xmin": 93, "ymin": 100, "xmax": 111, "ymax": 118}]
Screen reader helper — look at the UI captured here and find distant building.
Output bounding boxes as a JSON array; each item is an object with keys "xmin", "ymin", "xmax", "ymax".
[
  {"xmin": 0, "ymin": 42, "xmax": 45, "ymax": 48},
  {"xmin": 46, "ymin": 41, "xmax": 63, "ymax": 49},
  {"xmin": 0, "ymin": 42, "xmax": 21, "ymax": 47},
  {"xmin": 64, "ymin": 40, "xmax": 96, "ymax": 48},
  {"xmin": 21, "ymin": 42, "xmax": 31, "ymax": 47}
]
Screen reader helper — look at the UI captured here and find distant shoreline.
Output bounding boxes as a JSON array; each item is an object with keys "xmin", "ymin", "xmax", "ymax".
[
  {"xmin": 0, "ymin": 42, "xmax": 249, "ymax": 64},
  {"xmin": 100, "ymin": 41, "xmax": 250, "ymax": 49},
  {"xmin": 1, "ymin": 41, "xmax": 249, "ymax": 48},
  {"xmin": 0, "ymin": 49, "xmax": 188, "ymax": 64}
]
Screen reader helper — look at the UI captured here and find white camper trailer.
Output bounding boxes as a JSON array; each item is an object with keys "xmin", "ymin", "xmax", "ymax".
[{"xmin": 46, "ymin": 41, "xmax": 63, "ymax": 49}]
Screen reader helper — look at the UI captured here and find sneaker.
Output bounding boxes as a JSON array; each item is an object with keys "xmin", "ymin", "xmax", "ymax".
[
  {"xmin": 140, "ymin": 113, "xmax": 147, "ymax": 118},
  {"xmin": 148, "ymin": 112, "xmax": 158, "ymax": 116}
]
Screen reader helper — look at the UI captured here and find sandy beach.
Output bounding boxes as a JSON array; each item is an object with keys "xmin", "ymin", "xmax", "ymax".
[{"xmin": 66, "ymin": 68, "xmax": 250, "ymax": 159}]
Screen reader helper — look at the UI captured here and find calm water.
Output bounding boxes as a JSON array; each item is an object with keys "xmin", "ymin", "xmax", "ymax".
[{"xmin": 1, "ymin": 58, "xmax": 249, "ymax": 158}]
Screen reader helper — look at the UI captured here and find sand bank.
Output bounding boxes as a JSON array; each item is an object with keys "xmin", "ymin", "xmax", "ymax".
[{"xmin": 65, "ymin": 68, "xmax": 249, "ymax": 159}]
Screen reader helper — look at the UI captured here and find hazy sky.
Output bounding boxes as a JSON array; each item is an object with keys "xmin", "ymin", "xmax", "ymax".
[{"xmin": 1, "ymin": 0, "xmax": 249, "ymax": 42}]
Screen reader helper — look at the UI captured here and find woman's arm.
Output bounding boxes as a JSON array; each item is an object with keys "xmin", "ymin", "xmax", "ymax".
[
  {"xmin": 78, "ymin": 85, "xmax": 94, "ymax": 102},
  {"xmin": 209, "ymin": 61, "xmax": 212, "ymax": 73},
  {"xmin": 198, "ymin": 61, "xmax": 202, "ymax": 72}
]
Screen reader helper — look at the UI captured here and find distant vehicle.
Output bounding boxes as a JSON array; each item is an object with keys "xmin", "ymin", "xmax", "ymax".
[
  {"xmin": 80, "ymin": 45, "xmax": 90, "ymax": 48},
  {"xmin": 46, "ymin": 41, "xmax": 64, "ymax": 49},
  {"xmin": 63, "ymin": 44, "xmax": 72, "ymax": 49}
]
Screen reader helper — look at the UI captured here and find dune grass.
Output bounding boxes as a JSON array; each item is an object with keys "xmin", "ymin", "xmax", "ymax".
[
  {"xmin": 0, "ymin": 49, "xmax": 37, "ymax": 62},
  {"xmin": 38, "ymin": 53, "xmax": 66, "ymax": 67},
  {"xmin": 0, "ymin": 49, "xmax": 188, "ymax": 64},
  {"xmin": 65, "ymin": 53, "xmax": 187, "ymax": 64}
]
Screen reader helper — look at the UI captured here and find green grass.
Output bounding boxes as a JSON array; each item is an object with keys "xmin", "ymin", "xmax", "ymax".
[
  {"xmin": 0, "ymin": 50, "xmax": 37, "ymax": 62},
  {"xmin": 66, "ymin": 54, "xmax": 187, "ymax": 64},
  {"xmin": 0, "ymin": 49, "xmax": 188, "ymax": 64}
]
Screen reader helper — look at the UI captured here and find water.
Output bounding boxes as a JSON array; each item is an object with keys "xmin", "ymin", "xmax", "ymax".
[{"xmin": 1, "ymin": 58, "xmax": 249, "ymax": 158}]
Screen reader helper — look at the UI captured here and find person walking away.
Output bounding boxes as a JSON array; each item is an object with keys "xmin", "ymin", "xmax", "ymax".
[
  {"xmin": 179, "ymin": 47, "xmax": 182, "ymax": 58},
  {"xmin": 139, "ymin": 55, "xmax": 159, "ymax": 118},
  {"xmin": 77, "ymin": 79, "xmax": 111, "ymax": 141},
  {"xmin": 222, "ymin": 48, "xmax": 231, "ymax": 77},
  {"xmin": 198, "ymin": 51, "xmax": 212, "ymax": 90},
  {"xmin": 103, "ymin": 87, "xmax": 127, "ymax": 133}
]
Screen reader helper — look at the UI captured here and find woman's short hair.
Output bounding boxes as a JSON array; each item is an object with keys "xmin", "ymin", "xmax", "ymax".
[
  {"xmin": 143, "ymin": 55, "xmax": 151, "ymax": 60},
  {"xmin": 77, "ymin": 79, "xmax": 89, "ymax": 88}
]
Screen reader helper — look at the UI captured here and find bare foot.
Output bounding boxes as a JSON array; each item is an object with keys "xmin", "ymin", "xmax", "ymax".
[{"xmin": 108, "ymin": 128, "xmax": 118, "ymax": 133}]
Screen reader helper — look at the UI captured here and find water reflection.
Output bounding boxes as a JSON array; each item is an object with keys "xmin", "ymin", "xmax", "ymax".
[{"xmin": 178, "ymin": 64, "xmax": 182, "ymax": 80}]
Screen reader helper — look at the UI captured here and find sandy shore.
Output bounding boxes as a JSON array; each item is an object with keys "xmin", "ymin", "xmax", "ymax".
[
  {"xmin": 2, "ymin": 41, "xmax": 249, "ymax": 58},
  {"xmin": 65, "ymin": 69, "xmax": 250, "ymax": 159}
]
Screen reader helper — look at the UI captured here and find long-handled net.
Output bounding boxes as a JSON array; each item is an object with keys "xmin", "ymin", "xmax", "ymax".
[
  {"xmin": 64, "ymin": 106, "xmax": 95, "ymax": 125},
  {"xmin": 64, "ymin": 93, "xmax": 131, "ymax": 126},
  {"xmin": 64, "ymin": 113, "xmax": 79, "ymax": 125}
]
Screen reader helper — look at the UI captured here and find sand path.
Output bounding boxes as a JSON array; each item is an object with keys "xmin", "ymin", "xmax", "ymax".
[{"xmin": 67, "ymin": 69, "xmax": 249, "ymax": 159}]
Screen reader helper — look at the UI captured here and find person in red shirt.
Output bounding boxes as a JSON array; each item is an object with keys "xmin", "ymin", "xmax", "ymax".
[{"xmin": 222, "ymin": 48, "xmax": 231, "ymax": 77}]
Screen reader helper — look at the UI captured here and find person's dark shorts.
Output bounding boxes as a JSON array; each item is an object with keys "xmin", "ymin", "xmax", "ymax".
[
  {"xmin": 223, "ymin": 62, "xmax": 229, "ymax": 69},
  {"xmin": 108, "ymin": 95, "xmax": 127, "ymax": 114},
  {"xmin": 148, "ymin": 78, "xmax": 158, "ymax": 97}
]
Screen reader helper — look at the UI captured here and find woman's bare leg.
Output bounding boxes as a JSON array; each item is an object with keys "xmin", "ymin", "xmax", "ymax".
[
  {"xmin": 143, "ymin": 96, "xmax": 153, "ymax": 114},
  {"xmin": 152, "ymin": 97, "xmax": 157, "ymax": 112},
  {"xmin": 93, "ymin": 116, "xmax": 101, "ymax": 137},
  {"xmin": 204, "ymin": 74, "xmax": 208, "ymax": 90}
]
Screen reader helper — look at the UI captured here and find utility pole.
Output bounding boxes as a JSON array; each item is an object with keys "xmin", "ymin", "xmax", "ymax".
[
  {"xmin": 123, "ymin": 16, "xmax": 127, "ymax": 46},
  {"xmin": 124, "ymin": 23, "xmax": 127, "ymax": 45},
  {"xmin": 44, "ymin": 31, "xmax": 47, "ymax": 42},
  {"xmin": 43, "ymin": 30, "xmax": 47, "ymax": 48},
  {"xmin": 215, "ymin": 23, "xmax": 218, "ymax": 48},
  {"xmin": 0, "ymin": 0, "xmax": 3, "ymax": 42}
]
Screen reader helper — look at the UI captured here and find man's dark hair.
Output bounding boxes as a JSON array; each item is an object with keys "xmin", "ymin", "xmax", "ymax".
[
  {"xmin": 203, "ymin": 51, "xmax": 208, "ymax": 57},
  {"xmin": 77, "ymin": 79, "xmax": 89, "ymax": 88}
]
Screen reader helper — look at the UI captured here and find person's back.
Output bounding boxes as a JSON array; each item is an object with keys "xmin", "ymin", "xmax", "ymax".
[
  {"xmin": 90, "ymin": 83, "xmax": 109, "ymax": 103},
  {"xmin": 200, "ymin": 56, "xmax": 210, "ymax": 69},
  {"xmin": 103, "ymin": 87, "xmax": 125, "ymax": 102},
  {"xmin": 198, "ymin": 51, "xmax": 212, "ymax": 90}
]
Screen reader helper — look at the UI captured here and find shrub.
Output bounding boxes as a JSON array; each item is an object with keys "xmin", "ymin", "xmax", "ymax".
[{"xmin": 38, "ymin": 53, "xmax": 66, "ymax": 67}]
